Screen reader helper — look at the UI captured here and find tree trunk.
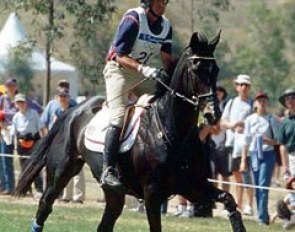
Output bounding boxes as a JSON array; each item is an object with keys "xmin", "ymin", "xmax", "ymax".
[{"xmin": 43, "ymin": 0, "xmax": 54, "ymax": 107}]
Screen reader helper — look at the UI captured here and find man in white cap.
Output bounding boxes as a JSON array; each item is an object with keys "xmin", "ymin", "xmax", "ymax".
[
  {"xmin": 220, "ymin": 74, "xmax": 254, "ymax": 215},
  {"xmin": 41, "ymin": 80, "xmax": 77, "ymax": 130},
  {"xmin": 11, "ymin": 93, "xmax": 47, "ymax": 197}
]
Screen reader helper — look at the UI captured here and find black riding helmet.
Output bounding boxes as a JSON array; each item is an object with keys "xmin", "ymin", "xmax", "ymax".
[{"xmin": 140, "ymin": 0, "xmax": 169, "ymax": 10}]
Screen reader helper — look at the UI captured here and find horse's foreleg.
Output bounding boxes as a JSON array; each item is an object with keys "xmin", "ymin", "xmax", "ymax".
[
  {"xmin": 97, "ymin": 189, "xmax": 125, "ymax": 232},
  {"xmin": 207, "ymin": 183, "xmax": 247, "ymax": 232},
  {"xmin": 32, "ymin": 159, "xmax": 84, "ymax": 232},
  {"xmin": 144, "ymin": 185, "xmax": 162, "ymax": 232}
]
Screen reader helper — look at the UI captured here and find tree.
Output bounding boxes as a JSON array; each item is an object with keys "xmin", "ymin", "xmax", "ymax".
[
  {"xmin": 0, "ymin": 0, "xmax": 116, "ymax": 102},
  {"xmin": 279, "ymin": 1, "xmax": 295, "ymax": 87},
  {"xmin": 0, "ymin": 41, "xmax": 34, "ymax": 94},
  {"xmin": 230, "ymin": 2, "xmax": 289, "ymax": 104}
]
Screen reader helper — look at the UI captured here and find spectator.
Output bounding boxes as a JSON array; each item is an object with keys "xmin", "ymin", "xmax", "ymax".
[
  {"xmin": 278, "ymin": 88, "xmax": 295, "ymax": 178},
  {"xmin": 10, "ymin": 93, "xmax": 47, "ymax": 197},
  {"xmin": 41, "ymin": 79, "xmax": 77, "ymax": 130},
  {"xmin": 241, "ymin": 91, "xmax": 280, "ymax": 226},
  {"xmin": 173, "ymin": 196, "xmax": 194, "ymax": 217},
  {"xmin": 0, "ymin": 78, "xmax": 18, "ymax": 195},
  {"xmin": 271, "ymin": 176, "xmax": 295, "ymax": 230},
  {"xmin": 212, "ymin": 85, "xmax": 231, "ymax": 193},
  {"xmin": 55, "ymin": 88, "xmax": 85, "ymax": 204},
  {"xmin": 220, "ymin": 74, "xmax": 254, "ymax": 215}
]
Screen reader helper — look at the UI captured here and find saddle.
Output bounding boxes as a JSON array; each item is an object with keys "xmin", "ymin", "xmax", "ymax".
[{"xmin": 84, "ymin": 94, "xmax": 155, "ymax": 153}]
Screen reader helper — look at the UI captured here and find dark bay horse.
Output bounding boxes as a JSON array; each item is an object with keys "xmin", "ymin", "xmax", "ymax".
[{"xmin": 16, "ymin": 32, "xmax": 246, "ymax": 232}]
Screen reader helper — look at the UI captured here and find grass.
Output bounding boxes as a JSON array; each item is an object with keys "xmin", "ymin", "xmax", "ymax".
[{"xmin": 0, "ymin": 200, "xmax": 287, "ymax": 232}]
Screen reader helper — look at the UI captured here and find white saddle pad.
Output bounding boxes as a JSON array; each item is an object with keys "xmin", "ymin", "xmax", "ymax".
[{"xmin": 84, "ymin": 106, "xmax": 145, "ymax": 153}]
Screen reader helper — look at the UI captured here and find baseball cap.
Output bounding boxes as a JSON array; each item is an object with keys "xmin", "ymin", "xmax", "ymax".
[
  {"xmin": 5, "ymin": 78, "xmax": 17, "ymax": 86},
  {"xmin": 286, "ymin": 176, "xmax": 295, "ymax": 190},
  {"xmin": 234, "ymin": 74, "xmax": 251, "ymax": 85},
  {"xmin": 255, "ymin": 91, "xmax": 268, "ymax": 100},
  {"xmin": 15, "ymin": 93, "xmax": 26, "ymax": 102}
]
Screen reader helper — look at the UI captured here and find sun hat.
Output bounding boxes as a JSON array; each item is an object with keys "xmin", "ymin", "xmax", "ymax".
[
  {"xmin": 57, "ymin": 79, "xmax": 70, "ymax": 89},
  {"xmin": 5, "ymin": 78, "xmax": 17, "ymax": 86},
  {"xmin": 14, "ymin": 93, "xmax": 26, "ymax": 102},
  {"xmin": 278, "ymin": 88, "xmax": 295, "ymax": 107},
  {"xmin": 234, "ymin": 74, "xmax": 251, "ymax": 85},
  {"xmin": 255, "ymin": 91, "xmax": 268, "ymax": 100}
]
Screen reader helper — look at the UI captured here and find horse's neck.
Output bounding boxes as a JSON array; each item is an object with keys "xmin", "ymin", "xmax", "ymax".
[{"xmin": 157, "ymin": 93, "xmax": 198, "ymax": 144}]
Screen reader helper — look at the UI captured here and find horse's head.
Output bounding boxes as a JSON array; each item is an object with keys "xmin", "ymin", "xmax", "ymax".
[{"xmin": 174, "ymin": 31, "xmax": 222, "ymax": 125}]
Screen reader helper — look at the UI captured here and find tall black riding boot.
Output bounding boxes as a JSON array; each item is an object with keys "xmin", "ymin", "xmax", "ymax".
[{"xmin": 100, "ymin": 125, "xmax": 123, "ymax": 191}]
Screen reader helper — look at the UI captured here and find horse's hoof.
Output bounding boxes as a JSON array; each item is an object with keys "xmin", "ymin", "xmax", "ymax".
[
  {"xmin": 31, "ymin": 220, "xmax": 43, "ymax": 232},
  {"xmin": 101, "ymin": 182, "xmax": 127, "ymax": 194}
]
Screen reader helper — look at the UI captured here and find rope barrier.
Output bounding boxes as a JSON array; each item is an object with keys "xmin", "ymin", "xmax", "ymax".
[
  {"xmin": 0, "ymin": 152, "xmax": 293, "ymax": 193},
  {"xmin": 208, "ymin": 178, "xmax": 295, "ymax": 193},
  {"xmin": 0, "ymin": 153, "xmax": 29, "ymax": 159}
]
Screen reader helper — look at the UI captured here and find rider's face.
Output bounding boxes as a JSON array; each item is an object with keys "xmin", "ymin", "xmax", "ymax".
[{"xmin": 150, "ymin": 0, "xmax": 167, "ymax": 16}]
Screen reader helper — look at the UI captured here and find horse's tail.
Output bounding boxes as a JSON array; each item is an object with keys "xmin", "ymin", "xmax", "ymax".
[{"xmin": 15, "ymin": 111, "xmax": 70, "ymax": 196}]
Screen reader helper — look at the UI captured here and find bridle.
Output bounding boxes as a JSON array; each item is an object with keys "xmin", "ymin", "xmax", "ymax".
[
  {"xmin": 186, "ymin": 54, "xmax": 217, "ymax": 109},
  {"xmin": 152, "ymin": 53, "xmax": 217, "ymax": 110}
]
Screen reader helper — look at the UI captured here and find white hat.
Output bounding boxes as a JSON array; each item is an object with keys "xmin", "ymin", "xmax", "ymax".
[
  {"xmin": 15, "ymin": 93, "xmax": 26, "ymax": 102},
  {"xmin": 234, "ymin": 74, "xmax": 251, "ymax": 85}
]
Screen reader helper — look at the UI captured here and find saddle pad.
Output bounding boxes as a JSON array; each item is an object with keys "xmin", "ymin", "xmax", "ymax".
[{"xmin": 84, "ymin": 106, "xmax": 145, "ymax": 153}]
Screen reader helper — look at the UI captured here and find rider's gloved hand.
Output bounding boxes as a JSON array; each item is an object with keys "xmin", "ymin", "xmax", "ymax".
[{"xmin": 137, "ymin": 64, "xmax": 159, "ymax": 79}]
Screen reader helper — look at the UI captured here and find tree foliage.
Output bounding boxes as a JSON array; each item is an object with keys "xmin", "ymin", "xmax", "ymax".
[
  {"xmin": 0, "ymin": 41, "xmax": 34, "ymax": 94},
  {"xmin": 0, "ymin": 0, "xmax": 116, "ymax": 95},
  {"xmin": 229, "ymin": 2, "xmax": 289, "ymax": 103}
]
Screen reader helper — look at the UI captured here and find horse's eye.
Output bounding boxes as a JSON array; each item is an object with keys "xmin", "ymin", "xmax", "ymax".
[{"xmin": 192, "ymin": 59, "xmax": 199, "ymax": 65}]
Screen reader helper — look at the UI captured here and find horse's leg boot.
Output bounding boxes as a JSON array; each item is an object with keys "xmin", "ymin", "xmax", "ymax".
[
  {"xmin": 101, "ymin": 125, "xmax": 124, "ymax": 191},
  {"xmin": 229, "ymin": 211, "xmax": 247, "ymax": 232},
  {"xmin": 31, "ymin": 220, "xmax": 43, "ymax": 232}
]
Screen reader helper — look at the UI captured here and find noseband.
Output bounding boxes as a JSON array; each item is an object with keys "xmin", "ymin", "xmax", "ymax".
[{"xmin": 187, "ymin": 54, "xmax": 216, "ymax": 107}]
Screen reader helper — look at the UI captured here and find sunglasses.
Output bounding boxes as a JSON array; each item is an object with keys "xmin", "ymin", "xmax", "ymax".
[
  {"xmin": 236, "ymin": 83, "xmax": 250, "ymax": 87},
  {"xmin": 285, "ymin": 95, "xmax": 295, "ymax": 101},
  {"xmin": 257, "ymin": 98, "xmax": 268, "ymax": 102}
]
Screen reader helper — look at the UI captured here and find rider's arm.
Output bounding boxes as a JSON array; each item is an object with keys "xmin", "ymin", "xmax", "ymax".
[
  {"xmin": 109, "ymin": 11, "xmax": 140, "ymax": 72},
  {"xmin": 116, "ymin": 55, "xmax": 142, "ymax": 72}
]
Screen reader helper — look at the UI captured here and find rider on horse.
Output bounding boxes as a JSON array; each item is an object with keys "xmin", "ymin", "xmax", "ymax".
[{"xmin": 101, "ymin": 0, "xmax": 174, "ymax": 190}]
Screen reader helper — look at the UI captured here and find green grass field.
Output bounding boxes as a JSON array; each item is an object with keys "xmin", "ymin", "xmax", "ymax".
[{"xmin": 0, "ymin": 200, "xmax": 286, "ymax": 232}]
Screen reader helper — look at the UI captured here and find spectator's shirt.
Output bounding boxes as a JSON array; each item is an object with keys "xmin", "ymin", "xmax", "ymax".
[
  {"xmin": 278, "ymin": 114, "xmax": 295, "ymax": 153},
  {"xmin": 42, "ymin": 98, "xmax": 77, "ymax": 130},
  {"xmin": 54, "ymin": 101, "xmax": 76, "ymax": 120},
  {"xmin": 221, "ymin": 96, "xmax": 253, "ymax": 147},
  {"xmin": 0, "ymin": 94, "xmax": 18, "ymax": 125},
  {"xmin": 244, "ymin": 113, "xmax": 281, "ymax": 152},
  {"xmin": 106, "ymin": 6, "xmax": 172, "ymax": 64},
  {"xmin": 291, "ymin": 193, "xmax": 295, "ymax": 214},
  {"xmin": 10, "ymin": 108, "xmax": 44, "ymax": 137},
  {"xmin": 27, "ymin": 98, "xmax": 43, "ymax": 114}
]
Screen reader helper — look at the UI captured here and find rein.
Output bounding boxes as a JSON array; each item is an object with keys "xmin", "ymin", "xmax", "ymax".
[{"xmin": 150, "ymin": 73, "xmax": 214, "ymax": 108}]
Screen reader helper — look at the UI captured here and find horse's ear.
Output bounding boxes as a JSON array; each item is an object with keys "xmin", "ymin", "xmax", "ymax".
[
  {"xmin": 209, "ymin": 30, "xmax": 221, "ymax": 51},
  {"xmin": 189, "ymin": 32, "xmax": 199, "ymax": 51}
]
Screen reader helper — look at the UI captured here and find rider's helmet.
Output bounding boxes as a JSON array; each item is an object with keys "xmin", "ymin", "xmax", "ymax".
[{"xmin": 140, "ymin": 0, "xmax": 169, "ymax": 9}]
